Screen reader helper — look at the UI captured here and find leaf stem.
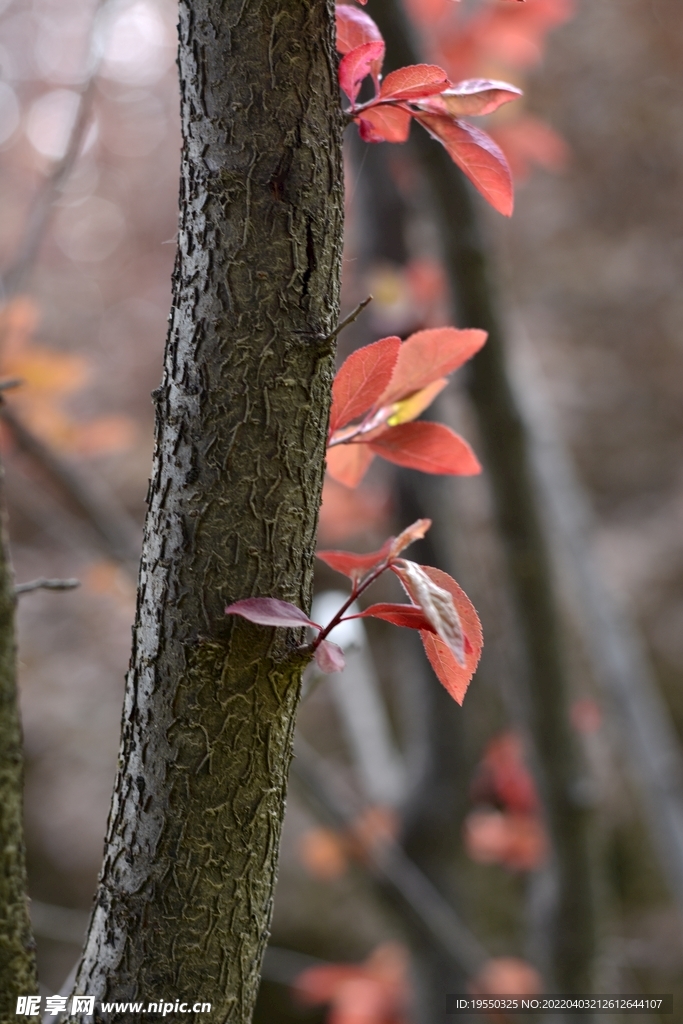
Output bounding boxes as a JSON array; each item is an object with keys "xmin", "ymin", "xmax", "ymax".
[{"xmin": 310, "ymin": 559, "xmax": 392, "ymax": 650}]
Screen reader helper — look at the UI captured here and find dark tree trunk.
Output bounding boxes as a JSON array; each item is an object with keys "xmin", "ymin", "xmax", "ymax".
[
  {"xmin": 73, "ymin": 1, "xmax": 343, "ymax": 1020},
  {"xmin": 0, "ymin": 467, "xmax": 38, "ymax": 1022},
  {"xmin": 369, "ymin": 0, "xmax": 596, "ymax": 996}
]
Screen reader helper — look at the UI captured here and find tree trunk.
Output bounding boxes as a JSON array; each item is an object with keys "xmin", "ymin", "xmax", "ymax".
[
  {"xmin": 0, "ymin": 466, "xmax": 38, "ymax": 1022},
  {"xmin": 73, "ymin": 1, "xmax": 343, "ymax": 1019},
  {"xmin": 369, "ymin": 0, "xmax": 596, "ymax": 996}
]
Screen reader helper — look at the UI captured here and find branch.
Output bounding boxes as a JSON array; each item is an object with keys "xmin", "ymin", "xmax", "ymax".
[
  {"xmin": 1, "ymin": 0, "xmax": 114, "ymax": 297},
  {"xmin": 292, "ymin": 737, "xmax": 488, "ymax": 977},
  {"xmin": 15, "ymin": 577, "xmax": 80, "ymax": 596},
  {"xmin": 0, "ymin": 405, "xmax": 140, "ymax": 574},
  {"xmin": 512, "ymin": 339, "xmax": 683, "ymax": 921}
]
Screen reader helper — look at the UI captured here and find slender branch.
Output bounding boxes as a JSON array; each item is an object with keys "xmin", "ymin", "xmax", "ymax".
[
  {"xmin": 327, "ymin": 295, "xmax": 373, "ymax": 343},
  {"xmin": 15, "ymin": 577, "xmax": 80, "ymax": 595},
  {"xmin": 512, "ymin": 339, "xmax": 683, "ymax": 921},
  {"xmin": 0, "ymin": 404, "xmax": 140, "ymax": 574},
  {"xmin": 312, "ymin": 559, "xmax": 391, "ymax": 648},
  {"xmin": 292, "ymin": 737, "xmax": 489, "ymax": 977},
  {"xmin": 1, "ymin": 0, "xmax": 113, "ymax": 297},
  {"xmin": 0, "ymin": 379, "xmax": 22, "ymax": 393}
]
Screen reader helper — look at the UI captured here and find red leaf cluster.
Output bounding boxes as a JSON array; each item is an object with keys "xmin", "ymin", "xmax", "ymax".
[
  {"xmin": 464, "ymin": 731, "xmax": 548, "ymax": 871},
  {"xmin": 335, "ymin": 4, "xmax": 521, "ymax": 215},
  {"xmin": 327, "ymin": 326, "xmax": 485, "ymax": 488},
  {"xmin": 318, "ymin": 520, "xmax": 482, "ymax": 705},
  {"xmin": 295, "ymin": 942, "xmax": 411, "ymax": 1024}
]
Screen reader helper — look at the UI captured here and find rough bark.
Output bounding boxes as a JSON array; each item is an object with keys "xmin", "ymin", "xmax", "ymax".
[
  {"xmin": 73, "ymin": 1, "xmax": 343, "ymax": 1020},
  {"xmin": 0, "ymin": 463, "xmax": 38, "ymax": 1022},
  {"xmin": 370, "ymin": 0, "xmax": 596, "ymax": 995}
]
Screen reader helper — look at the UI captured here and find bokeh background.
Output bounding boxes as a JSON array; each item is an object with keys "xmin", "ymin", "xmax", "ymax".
[{"xmin": 1, "ymin": 0, "xmax": 682, "ymax": 1019}]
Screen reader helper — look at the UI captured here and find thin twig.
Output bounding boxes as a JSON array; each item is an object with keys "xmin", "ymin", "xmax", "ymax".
[
  {"xmin": 15, "ymin": 578, "xmax": 80, "ymax": 596},
  {"xmin": 328, "ymin": 295, "xmax": 373, "ymax": 342},
  {"xmin": 1, "ymin": 0, "xmax": 113, "ymax": 298},
  {"xmin": 0, "ymin": 405, "xmax": 140, "ymax": 573}
]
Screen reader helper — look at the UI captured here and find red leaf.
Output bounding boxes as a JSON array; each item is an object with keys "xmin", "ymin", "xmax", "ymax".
[
  {"xmin": 369, "ymin": 421, "xmax": 481, "ymax": 476},
  {"xmin": 335, "ymin": 3, "xmax": 381, "ymax": 54},
  {"xmin": 388, "ymin": 517, "xmax": 432, "ymax": 557},
  {"xmin": 330, "ymin": 335, "xmax": 401, "ymax": 432},
  {"xmin": 379, "ymin": 64, "xmax": 449, "ymax": 101},
  {"xmin": 317, "ymin": 537, "xmax": 394, "ymax": 579},
  {"xmin": 356, "ymin": 104, "xmax": 412, "ymax": 144},
  {"xmin": 318, "ymin": 518, "xmax": 429, "ymax": 579},
  {"xmin": 352, "ymin": 602, "xmax": 437, "ymax": 631},
  {"xmin": 392, "ymin": 559, "xmax": 466, "ymax": 663},
  {"xmin": 315, "ymin": 639, "xmax": 346, "ymax": 674},
  {"xmin": 339, "ymin": 41, "xmax": 385, "ymax": 105},
  {"xmin": 419, "ymin": 566, "xmax": 482, "ymax": 704},
  {"xmin": 379, "ymin": 326, "xmax": 487, "ymax": 405},
  {"xmin": 225, "ymin": 597, "xmax": 320, "ymax": 630},
  {"xmin": 414, "ymin": 113, "xmax": 514, "ymax": 216},
  {"xmin": 326, "ymin": 442, "xmax": 375, "ymax": 488},
  {"xmin": 419, "ymin": 79, "xmax": 522, "ymax": 117}
]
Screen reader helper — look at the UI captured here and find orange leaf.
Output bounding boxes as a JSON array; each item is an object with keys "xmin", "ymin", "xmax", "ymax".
[
  {"xmin": 356, "ymin": 104, "xmax": 412, "ymax": 144},
  {"xmin": 417, "ymin": 565, "xmax": 482, "ymax": 704},
  {"xmin": 414, "ymin": 113, "xmax": 514, "ymax": 216},
  {"xmin": 368, "ymin": 421, "xmax": 481, "ymax": 476},
  {"xmin": 379, "ymin": 64, "xmax": 449, "ymax": 101},
  {"xmin": 330, "ymin": 336, "xmax": 401, "ymax": 432},
  {"xmin": 299, "ymin": 828, "xmax": 349, "ymax": 880},
  {"xmin": 326, "ymin": 442, "xmax": 375, "ymax": 488},
  {"xmin": 379, "ymin": 326, "xmax": 486, "ymax": 406}
]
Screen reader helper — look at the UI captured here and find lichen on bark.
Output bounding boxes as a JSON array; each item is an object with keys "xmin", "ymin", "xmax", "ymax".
[{"xmin": 72, "ymin": 1, "xmax": 343, "ymax": 1020}]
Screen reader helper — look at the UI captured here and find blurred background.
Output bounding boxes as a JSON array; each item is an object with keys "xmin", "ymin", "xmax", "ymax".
[{"xmin": 1, "ymin": 0, "xmax": 682, "ymax": 1020}]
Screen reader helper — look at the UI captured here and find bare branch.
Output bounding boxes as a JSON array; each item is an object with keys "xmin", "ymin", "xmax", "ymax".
[
  {"xmin": 292, "ymin": 736, "xmax": 488, "ymax": 977},
  {"xmin": 0, "ymin": 405, "xmax": 140, "ymax": 574},
  {"xmin": 325, "ymin": 295, "xmax": 373, "ymax": 343},
  {"xmin": 15, "ymin": 577, "xmax": 80, "ymax": 596},
  {"xmin": 1, "ymin": 0, "xmax": 113, "ymax": 297}
]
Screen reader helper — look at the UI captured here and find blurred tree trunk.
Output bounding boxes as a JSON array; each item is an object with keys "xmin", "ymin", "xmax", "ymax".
[
  {"xmin": 73, "ymin": 1, "xmax": 343, "ymax": 1020},
  {"xmin": 0, "ymin": 466, "xmax": 38, "ymax": 1022},
  {"xmin": 370, "ymin": 0, "xmax": 596, "ymax": 996}
]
